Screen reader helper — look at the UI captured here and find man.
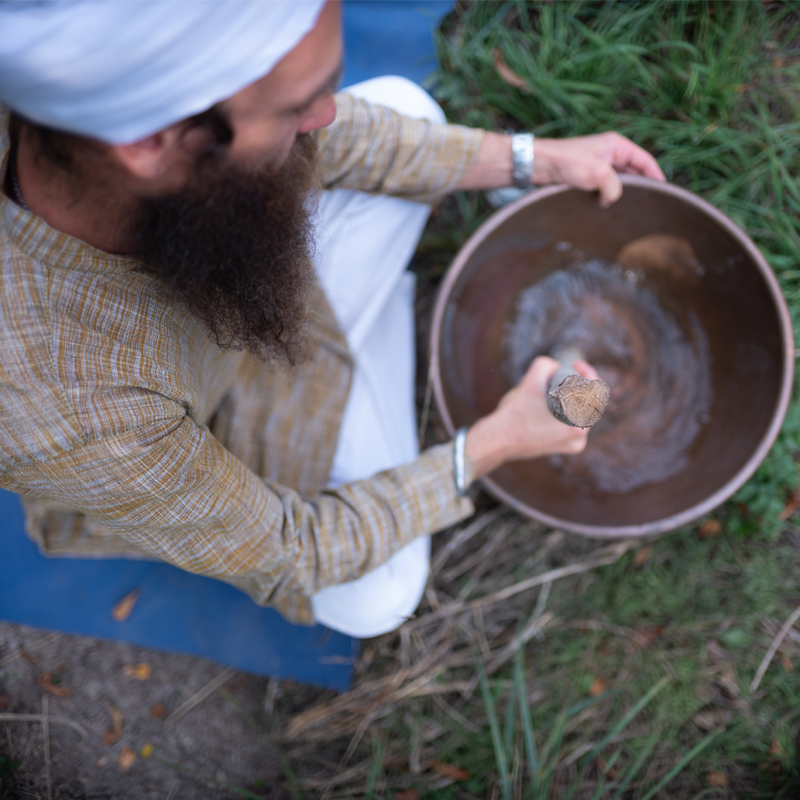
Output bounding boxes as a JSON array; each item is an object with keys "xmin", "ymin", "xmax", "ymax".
[{"xmin": 0, "ymin": 1, "xmax": 665, "ymax": 637}]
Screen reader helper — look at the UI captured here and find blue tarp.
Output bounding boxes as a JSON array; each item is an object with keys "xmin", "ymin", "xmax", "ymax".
[
  {"xmin": 0, "ymin": 491, "xmax": 358, "ymax": 690},
  {"xmin": 341, "ymin": 1, "xmax": 453, "ymax": 89},
  {"xmin": 0, "ymin": 0, "xmax": 454, "ymax": 691}
]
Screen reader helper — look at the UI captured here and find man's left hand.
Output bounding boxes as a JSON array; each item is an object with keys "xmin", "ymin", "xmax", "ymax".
[
  {"xmin": 532, "ymin": 132, "xmax": 666, "ymax": 207},
  {"xmin": 457, "ymin": 129, "xmax": 665, "ymax": 205}
]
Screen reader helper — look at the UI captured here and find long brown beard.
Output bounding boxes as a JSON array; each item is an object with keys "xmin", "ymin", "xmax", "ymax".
[{"xmin": 129, "ymin": 134, "xmax": 319, "ymax": 363}]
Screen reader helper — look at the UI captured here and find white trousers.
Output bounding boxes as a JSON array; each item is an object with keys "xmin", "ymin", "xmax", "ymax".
[{"xmin": 310, "ymin": 77, "xmax": 446, "ymax": 638}]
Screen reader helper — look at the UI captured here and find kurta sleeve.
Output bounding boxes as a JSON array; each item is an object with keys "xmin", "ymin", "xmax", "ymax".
[
  {"xmin": 5, "ymin": 413, "xmax": 474, "ymax": 623},
  {"xmin": 316, "ymin": 92, "xmax": 484, "ymax": 205}
]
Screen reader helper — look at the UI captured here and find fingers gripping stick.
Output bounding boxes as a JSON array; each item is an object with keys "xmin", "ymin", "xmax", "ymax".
[{"xmin": 547, "ymin": 347, "xmax": 610, "ymax": 429}]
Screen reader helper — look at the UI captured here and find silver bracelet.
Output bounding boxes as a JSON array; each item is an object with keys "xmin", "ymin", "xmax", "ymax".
[
  {"xmin": 453, "ymin": 427, "xmax": 469, "ymax": 498},
  {"xmin": 511, "ymin": 132, "xmax": 535, "ymax": 189}
]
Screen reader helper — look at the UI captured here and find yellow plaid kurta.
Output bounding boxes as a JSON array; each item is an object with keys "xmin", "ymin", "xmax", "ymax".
[{"xmin": 0, "ymin": 94, "xmax": 483, "ymax": 623}]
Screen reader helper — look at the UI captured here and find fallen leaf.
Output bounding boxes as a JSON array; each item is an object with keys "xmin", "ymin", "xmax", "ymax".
[
  {"xmin": 20, "ymin": 652, "xmax": 35, "ymax": 664},
  {"xmin": 770, "ymin": 738, "xmax": 786, "ymax": 758},
  {"xmin": 780, "ymin": 652, "xmax": 794, "ymax": 673},
  {"xmin": 716, "ymin": 666, "xmax": 741, "ymax": 700},
  {"xmin": 118, "ymin": 747, "xmax": 136, "ymax": 771},
  {"xmin": 707, "ymin": 771, "xmax": 729, "ymax": 787},
  {"xmin": 633, "ymin": 545, "xmax": 653, "ymax": 569},
  {"xmin": 112, "ymin": 589, "xmax": 141, "ymax": 622},
  {"xmin": 493, "ymin": 49, "xmax": 532, "ymax": 93},
  {"xmin": 140, "ymin": 742, "xmax": 155, "ymax": 759},
  {"xmin": 698, "ymin": 519, "xmax": 723, "ymax": 539},
  {"xmin": 36, "ymin": 672, "xmax": 70, "ymax": 698},
  {"xmin": 596, "ymin": 756, "xmax": 618, "ymax": 779},
  {"xmin": 589, "ymin": 677, "xmax": 608, "ymax": 697},
  {"xmin": 428, "ymin": 760, "xmax": 470, "ymax": 781},
  {"xmin": 633, "ymin": 625, "xmax": 666, "ymax": 648},
  {"xmin": 762, "ymin": 757, "xmax": 784, "ymax": 776},
  {"xmin": 394, "ymin": 791, "xmax": 419, "ymax": 800},
  {"xmin": 772, "ymin": 57, "xmax": 786, "ymax": 69},
  {"xmin": 692, "ymin": 708, "xmax": 732, "ymax": 731},
  {"xmin": 103, "ymin": 706, "xmax": 123, "ymax": 746},
  {"xmin": 780, "ymin": 487, "xmax": 800, "ymax": 521},
  {"xmin": 151, "ymin": 702, "xmax": 167, "ymax": 719},
  {"xmin": 122, "ymin": 662, "xmax": 151, "ymax": 680},
  {"xmin": 735, "ymin": 83, "xmax": 752, "ymax": 93},
  {"xmin": 705, "ymin": 639, "xmax": 730, "ymax": 666},
  {"xmin": 0, "ymin": 694, "xmax": 10, "ymax": 709}
]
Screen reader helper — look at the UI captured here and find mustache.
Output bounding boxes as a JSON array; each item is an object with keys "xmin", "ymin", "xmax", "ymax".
[{"xmin": 129, "ymin": 134, "xmax": 320, "ymax": 363}]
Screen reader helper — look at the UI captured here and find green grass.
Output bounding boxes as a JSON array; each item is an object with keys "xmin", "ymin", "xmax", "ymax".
[
  {"xmin": 431, "ymin": 0, "xmax": 800, "ymax": 538},
  {"xmin": 280, "ymin": 4, "xmax": 800, "ymax": 797},
  {"xmin": 389, "ymin": 534, "xmax": 800, "ymax": 799},
  {"xmin": 412, "ymin": 2, "xmax": 800, "ymax": 796}
]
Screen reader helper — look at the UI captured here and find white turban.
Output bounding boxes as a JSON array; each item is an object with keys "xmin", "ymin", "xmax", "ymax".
[{"xmin": 0, "ymin": 0, "xmax": 326, "ymax": 144}]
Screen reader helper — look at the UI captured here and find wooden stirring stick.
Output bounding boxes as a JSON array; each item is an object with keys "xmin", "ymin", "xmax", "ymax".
[{"xmin": 547, "ymin": 347, "xmax": 610, "ymax": 429}]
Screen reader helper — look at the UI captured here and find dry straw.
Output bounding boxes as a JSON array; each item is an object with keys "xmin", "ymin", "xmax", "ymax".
[{"xmin": 283, "ymin": 507, "xmax": 660, "ymax": 793}]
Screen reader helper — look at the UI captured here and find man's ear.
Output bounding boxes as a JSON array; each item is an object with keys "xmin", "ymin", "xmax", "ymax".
[{"xmin": 108, "ymin": 126, "xmax": 184, "ymax": 180}]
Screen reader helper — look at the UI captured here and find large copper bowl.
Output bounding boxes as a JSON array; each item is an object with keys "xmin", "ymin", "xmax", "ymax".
[{"xmin": 431, "ymin": 176, "xmax": 795, "ymax": 537}]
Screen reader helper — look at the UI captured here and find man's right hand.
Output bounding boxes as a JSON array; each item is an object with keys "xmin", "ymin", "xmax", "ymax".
[{"xmin": 464, "ymin": 356, "xmax": 597, "ymax": 480}]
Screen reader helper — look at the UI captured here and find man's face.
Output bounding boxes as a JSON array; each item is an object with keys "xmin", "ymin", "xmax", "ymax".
[
  {"xmin": 179, "ymin": 0, "xmax": 343, "ymax": 174},
  {"xmin": 125, "ymin": 1, "xmax": 344, "ymax": 362}
]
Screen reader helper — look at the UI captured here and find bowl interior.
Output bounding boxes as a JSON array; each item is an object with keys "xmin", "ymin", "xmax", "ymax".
[{"xmin": 434, "ymin": 179, "xmax": 793, "ymax": 536}]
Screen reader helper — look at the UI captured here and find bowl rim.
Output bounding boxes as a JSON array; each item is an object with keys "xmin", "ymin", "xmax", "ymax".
[{"xmin": 430, "ymin": 174, "xmax": 796, "ymax": 537}]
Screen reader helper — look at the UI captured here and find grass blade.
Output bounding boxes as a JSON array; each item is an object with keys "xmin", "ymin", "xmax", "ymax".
[
  {"xmin": 609, "ymin": 735, "xmax": 659, "ymax": 800},
  {"xmin": 279, "ymin": 754, "xmax": 306, "ymax": 800},
  {"xmin": 640, "ymin": 730, "xmax": 724, "ymax": 800},
  {"xmin": 580, "ymin": 676, "xmax": 669, "ymax": 767},
  {"xmin": 364, "ymin": 737, "xmax": 386, "ymax": 800},
  {"xmin": 514, "ymin": 647, "xmax": 539, "ymax": 776},
  {"xmin": 538, "ymin": 708, "xmax": 568, "ymax": 776},
  {"xmin": 479, "ymin": 660, "xmax": 512, "ymax": 800}
]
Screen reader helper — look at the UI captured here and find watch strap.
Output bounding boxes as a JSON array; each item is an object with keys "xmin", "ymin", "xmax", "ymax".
[{"xmin": 511, "ymin": 132, "xmax": 535, "ymax": 189}]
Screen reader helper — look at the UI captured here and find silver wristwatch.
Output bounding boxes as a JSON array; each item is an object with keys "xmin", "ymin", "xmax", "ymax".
[{"xmin": 511, "ymin": 132, "xmax": 535, "ymax": 189}]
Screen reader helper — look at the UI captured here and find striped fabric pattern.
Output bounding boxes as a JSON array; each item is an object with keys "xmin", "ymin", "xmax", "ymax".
[{"xmin": 0, "ymin": 94, "xmax": 482, "ymax": 623}]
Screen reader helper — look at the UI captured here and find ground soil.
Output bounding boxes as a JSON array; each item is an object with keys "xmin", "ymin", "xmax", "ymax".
[{"xmin": 0, "ymin": 621, "xmax": 308, "ymax": 799}]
